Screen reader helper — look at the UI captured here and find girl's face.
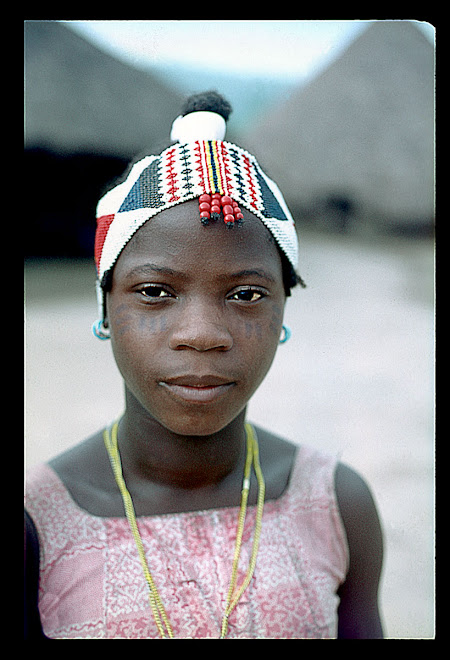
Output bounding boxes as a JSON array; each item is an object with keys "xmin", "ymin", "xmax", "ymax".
[{"xmin": 106, "ymin": 199, "xmax": 286, "ymax": 437}]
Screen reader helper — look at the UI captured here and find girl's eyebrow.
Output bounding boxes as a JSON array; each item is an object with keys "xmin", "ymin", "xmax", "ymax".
[
  {"xmin": 228, "ymin": 269, "xmax": 276, "ymax": 283},
  {"xmin": 125, "ymin": 263, "xmax": 183, "ymax": 279},
  {"xmin": 125, "ymin": 264, "xmax": 276, "ymax": 283}
]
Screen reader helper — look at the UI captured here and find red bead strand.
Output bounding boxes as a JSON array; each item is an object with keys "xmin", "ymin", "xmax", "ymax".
[
  {"xmin": 221, "ymin": 196, "xmax": 234, "ymax": 225},
  {"xmin": 198, "ymin": 193, "xmax": 211, "ymax": 225},
  {"xmin": 211, "ymin": 193, "xmax": 221, "ymax": 220},
  {"xmin": 198, "ymin": 193, "xmax": 243, "ymax": 226}
]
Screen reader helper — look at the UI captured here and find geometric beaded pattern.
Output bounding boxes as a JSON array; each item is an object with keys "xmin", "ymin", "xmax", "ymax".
[{"xmin": 95, "ymin": 140, "xmax": 298, "ymax": 290}]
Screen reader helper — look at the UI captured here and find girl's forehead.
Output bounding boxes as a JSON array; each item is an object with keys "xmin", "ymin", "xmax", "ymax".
[{"xmin": 115, "ymin": 200, "xmax": 283, "ymax": 276}]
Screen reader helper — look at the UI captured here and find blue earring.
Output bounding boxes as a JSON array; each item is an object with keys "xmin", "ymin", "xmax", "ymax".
[
  {"xmin": 279, "ymin": 325, "xmax": 291, "ymax": 345},
  {"xmin": 92, "ymin": 319, "xmax": 110, "ymax": 340}
]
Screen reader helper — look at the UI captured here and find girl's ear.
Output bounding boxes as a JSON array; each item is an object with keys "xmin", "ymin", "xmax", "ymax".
[{"xmin": 93, "ymin": 287, "xmax": 111, "ymax": 340}]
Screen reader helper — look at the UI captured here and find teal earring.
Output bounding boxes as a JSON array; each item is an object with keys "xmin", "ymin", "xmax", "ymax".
[
  {"xmin": 92, "ymin": 319, "xmax": 110, "ymax": 340},
  {"xmin": 279, "ymin": 325, "xmax": 291, "ymax": 345}
]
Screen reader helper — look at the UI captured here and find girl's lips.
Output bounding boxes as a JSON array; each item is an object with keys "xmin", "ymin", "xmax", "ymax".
[{"xmin": 159, "ymin": 378, "xmax": 235, "ymax": 404}]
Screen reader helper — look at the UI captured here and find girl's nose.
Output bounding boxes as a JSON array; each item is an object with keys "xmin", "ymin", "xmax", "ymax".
[{"xmin": 168, "ymin": 301, "xmax": 233, "ymax": 352}]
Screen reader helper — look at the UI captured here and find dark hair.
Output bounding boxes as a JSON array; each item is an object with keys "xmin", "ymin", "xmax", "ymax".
[
  {"xmin": 181, "ymin": 90, "xmax": 232, "ymax": 121},
  {"xmin": 280, "ymin": 253, "xmax": 306, "ymax": 295}
]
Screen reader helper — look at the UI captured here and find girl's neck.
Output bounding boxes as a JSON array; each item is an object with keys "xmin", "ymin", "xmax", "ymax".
[{"xmin": 117, "ymin": 389, "xmax": 247, "ymax": 491}]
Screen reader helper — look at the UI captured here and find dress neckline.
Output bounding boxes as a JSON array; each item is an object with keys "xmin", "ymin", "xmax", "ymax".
[{"xmin": 38, "ymin": 448, "xmax": 301, "ymax": 522}]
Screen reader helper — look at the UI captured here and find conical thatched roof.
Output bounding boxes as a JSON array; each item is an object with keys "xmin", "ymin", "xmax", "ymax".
[
  {"xmin": 244, "ymin": 21, "xmax": 435, "ymax": 230},
  {"xmin": 25, "ymin": 21, "xmax": 183, "ymax": 157}
]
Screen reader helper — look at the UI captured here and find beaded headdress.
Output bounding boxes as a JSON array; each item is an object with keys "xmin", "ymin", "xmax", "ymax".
[{"xmin": 93, "ymin": 92, "xmax": 299, "ymax": 335}]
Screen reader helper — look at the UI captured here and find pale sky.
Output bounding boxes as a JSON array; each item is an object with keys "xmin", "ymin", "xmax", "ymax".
[{"xmin": 65, "ymin": 20, "xmax": 435, "ymax": 82}]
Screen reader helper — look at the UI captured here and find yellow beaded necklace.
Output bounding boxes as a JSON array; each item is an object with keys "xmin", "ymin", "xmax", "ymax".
[{"xmin": 103, "ymin": 421, "xmax": 265, "ymax": 639}]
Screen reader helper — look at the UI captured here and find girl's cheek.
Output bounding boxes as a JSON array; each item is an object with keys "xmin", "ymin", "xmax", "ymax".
[
  {"xmin": 108, "ymin": 298, "xmax": 168, "ymax": 339},
  {"xmin": 244, "ymin": 321, "xmax": 263, "ymax": 340},
  {"xmin": 268, "ymin": 302, "xmax": 285, "ymax": 339},
  {"xmin": 111, "ymin": 309, "xmax": 133, "ymax": 338},
  {"xmin": 138, "ymin": 314, "xmax": 168, "ymax": 334}
]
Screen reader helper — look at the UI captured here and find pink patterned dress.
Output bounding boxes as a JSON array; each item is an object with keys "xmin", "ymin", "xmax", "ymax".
[{"xmin": 25, "ymin": 445, "xmax": 349, "ymax": 639}]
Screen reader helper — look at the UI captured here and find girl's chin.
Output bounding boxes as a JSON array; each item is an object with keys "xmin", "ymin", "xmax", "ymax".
[
  {"xmin": 147, "ymin": 404, "xmax": 247, "ymax": 438},
  {"xmin": 125, "ymin": 384, "xmax": 249, "ymax": 437}
]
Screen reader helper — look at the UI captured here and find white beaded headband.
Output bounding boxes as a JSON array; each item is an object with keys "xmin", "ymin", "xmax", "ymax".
[{"xmin": 93, "ymin": 105, "xmax": 299, "ymax": 334}]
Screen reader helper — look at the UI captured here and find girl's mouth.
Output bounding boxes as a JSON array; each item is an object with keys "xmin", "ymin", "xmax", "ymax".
[{"xmin": 159, "ymin": 376, "xmax": 236, "ymax": 404}]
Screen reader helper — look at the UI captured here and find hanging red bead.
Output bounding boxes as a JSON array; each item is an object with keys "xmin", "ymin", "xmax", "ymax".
[
  {"xmin": 222, "ymin": 195, "xmax": 234, "ymax": 225},
  {"xmin": 198, "ymin": 194, "xmax": 211, "ymax": 225}
]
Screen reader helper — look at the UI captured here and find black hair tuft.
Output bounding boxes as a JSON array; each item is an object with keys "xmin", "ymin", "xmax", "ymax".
[{"xmin": 181, "ymin": 91, "xmax": 233, "ymax": 122}]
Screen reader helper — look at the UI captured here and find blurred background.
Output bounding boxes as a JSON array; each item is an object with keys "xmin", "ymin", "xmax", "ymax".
[{"xmin": 24, "ymin": 20, "xmax": 435, "ymax": 638}]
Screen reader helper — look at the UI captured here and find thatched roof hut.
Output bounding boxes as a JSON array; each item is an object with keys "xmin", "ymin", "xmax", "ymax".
[
  {"xmin": 24, "ymin": 21, "xmax": 184, "ymax": 257},
  {"xmin": 25, "ymin": 21, "xmax": 183, "ymax": 157},
  {"xmin": 244, "ymin": 21, "xmax": 435, "ymax": 234}
]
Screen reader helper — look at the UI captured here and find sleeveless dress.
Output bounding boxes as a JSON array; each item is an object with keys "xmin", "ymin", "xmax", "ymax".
[{"xmin": 25, "ymin": 445, "xmax": 349, "ymax": 639}]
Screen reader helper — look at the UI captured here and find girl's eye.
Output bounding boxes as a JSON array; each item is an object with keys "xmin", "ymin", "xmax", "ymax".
[
  {"xmin": 228, "ymin": 288, "xmax": 266, "ymax": 303},
  {"xmin": 138, "ymin": 285, "xmax": 173, "ymax": 300}
]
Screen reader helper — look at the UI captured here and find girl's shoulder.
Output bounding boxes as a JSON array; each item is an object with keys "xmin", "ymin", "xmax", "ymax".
[
  {"xmin": 46, "ymin": 430, "xmax": 122, "ymax": 516},
  {"xmin": 334, "ymin": 461, "xmax": 383, "ymax": 535},
  {"xmin": 334, "ymin": 462, "xmax": 384, "ymax": 638},
  {"xmin": 257, "ymin": 431, "xmax": 383, "ymax": 564},
  {"xmin": 49, "ymin": 429, "xmax": 109, "ymax": 478}
]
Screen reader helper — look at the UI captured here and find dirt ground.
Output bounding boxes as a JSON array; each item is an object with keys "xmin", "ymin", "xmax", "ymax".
[{"xmin": 24, "ymin": 230, "xmax": 435, "ymax": 638}]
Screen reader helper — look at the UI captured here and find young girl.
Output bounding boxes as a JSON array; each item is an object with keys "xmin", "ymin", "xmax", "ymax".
[{"xmin": 25, "ymin": 92, "xmax": 384, "ymax": 639}]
